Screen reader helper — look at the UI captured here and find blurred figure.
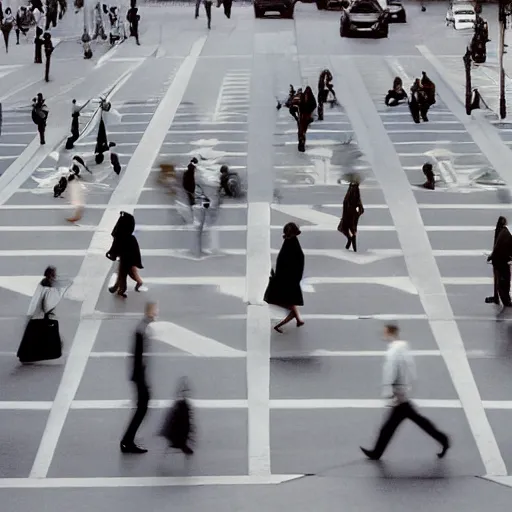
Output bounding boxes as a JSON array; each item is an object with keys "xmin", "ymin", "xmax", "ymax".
[
  {"xmin": 43, "ymin": 32, "xmax": 54, "ymax": 82},
  {"xmin": 1, "ymin": 8, "xmax": 14, "ymax": 52},
  {"xmin": 385, "ymin": 77, "xmax": 407, "ymax": 107},
  {"xmin": 17, "ymin": 266, "xmax": 70, "ymax": 363},
  {"xmin": 107, "ymin": 211, "xmax": 145, "ymax": 298},
  {"xmin": 317, "ymin": 69, "xmax": 336, "ymax": 121},
  {"xmin": 297, "ymin": 86, "xmax": 317, "ymax": 152},
  {"xmin": 487, "ymin": 216, "xmax": 512, "ymax": 307},
  {"xmin": 66, "ymin": 173, "xmax": 84, "ymax": 223},
  {"xmin": 92, "ymin": 2, "xmax": 107, "ymax": 40},
  {"xmin": 82, "ymin": 27, "xmax": 92, "ymax": 59},
  {"xmin": 109, "ymin": 142, "xmax": 122, "ymax": 175},
  {"xmin": 485, "ymin": 216, "xmax": 508, "ymax": 305},
  {"xmin": 196, "ymin": 0, "xmax": 213, "ymax": 28},
  {"xmin": 264, "ymin": 222, "xmax": 305, "ymax": 333},
  {"xmin": 338, "ymin": 182, "xmax": 364, "ymax": 252},
  {"xmin": 183, "ymin": 158, "xmax": 197, "ymax": 207},
  {"xmin": 126, "ymin": 5, "xmax": 140, "ymax": 44},
  {"xmin": 45, "ymin": 0, "xmax": 58, "ymax": 29},
  {"xmin": 34, "ymin": 26, "xmax": 43, "ymax": 63},
  {"xmin": 32, "ymin": 93, "xmax": 49, "ymax": 145},
  {"xmin": 120, "ymin": 301, "xmax": 158, "ymax": 454},
  {"xmin": 219, "ymin": 164, "xmax": 241, "ymax": 198},
  {"xmin": 361, "ymin": 324, "xmax": 450, "ymax": 461},
  {"xmin": 159, "ymin": 377, "xmax": 195, "ymax": 455},
  {"xmin": 420, "ymin": 71, "xmax": 436, "ymax": 105},
  {"xmin": 15, "ymin": 5, "xmax": 32, "ymax": 44},
  {"xmin": 422, "ymin": 162, "xmax": 435, "ymax": 190}
]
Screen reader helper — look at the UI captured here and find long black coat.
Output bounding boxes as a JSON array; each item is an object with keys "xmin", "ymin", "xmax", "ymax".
[
  {"xmin": 264, "ymin": 237, "xmax": 304, "ymax": 307},
  {"xmin": 340, "ymin": 195, "xmax": 364, "ymax": 237},
  {"xmin": 490, "ymin": 227, "xmax": 512, "ymax": 265}
]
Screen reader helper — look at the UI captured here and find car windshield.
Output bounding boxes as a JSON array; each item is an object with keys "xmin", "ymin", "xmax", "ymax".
[
  {"xmin": 454, "ymin": 9, "xmax": 474, "ymax": 15},
  {"xmin": 351, "ymin": 3, "xmax": 378, "ymax": 13}
]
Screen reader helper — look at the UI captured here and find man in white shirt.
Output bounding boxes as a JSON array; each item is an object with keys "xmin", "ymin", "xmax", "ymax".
[{"xmin": 360, "ymin": 323, "xmax": 450, "ymax": 461}]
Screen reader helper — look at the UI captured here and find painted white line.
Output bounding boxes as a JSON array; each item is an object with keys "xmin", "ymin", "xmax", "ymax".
[
  {"xmin": 394, "ymin": 141, "xmax": 476, "ymax": 145},
  {"xmin": 28, "ymin": 36, "xmax": 208, "ymax": 480},
  {"xmin": 219, "ymin": 313, "xmax": 429, "ymax": 320},
  {"xmin": 398, "ymin": 152, "xmax": 482, "ymax": 157},
  {"xmin": 0, "ymin": 156, "xmax": 17, "ymax": 160},
  {"xmin": 71, "ymin": 399, "xmax": 247, "ymax": 409},
  {"xmin": 0, "ymin": 475, "xmax": 303, "ymax": 489},
  {"xmin": 0, "ymin": 402, "xmax": 53, "ymax": 410},
  {"xmin": 168, "ymin": 130, "xmax": 247, "ymax": 134},
  {"xmin": 387, "ymin": 130, "xmax": 467, "ymax": 134},
  {"xmin": 383, "ymin": 120, "xmax": 462, "ymax": 125},
  {"xmin": 338, "ymin": 58, "xmax": 506, "ymax": 477},
  {"xmin": 172, "ymin": 121, "xmax": 248, "ymax": 125},
  {"xmin": 442, "ymin": 277, "xmax": 492, "ymax": 285}
]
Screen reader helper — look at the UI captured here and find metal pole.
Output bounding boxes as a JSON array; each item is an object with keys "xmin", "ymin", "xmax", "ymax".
[{"xmin": 499, "ymin": 0, "xmax": 507, "ymax": 119}]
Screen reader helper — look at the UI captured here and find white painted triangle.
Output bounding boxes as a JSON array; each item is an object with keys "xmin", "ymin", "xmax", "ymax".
[
  {"xmin": 272, "ymin": 204, "xmax": 339, "ymax": 226},
  {"xmin": 149, "ymin": 321, "xmax": 245, "ymax": 357}
]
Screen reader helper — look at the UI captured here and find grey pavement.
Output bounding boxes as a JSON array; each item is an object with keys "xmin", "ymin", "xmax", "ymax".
[{"xmin": 2, "ymin": 2, "xmax": 512, "ymax": 511}]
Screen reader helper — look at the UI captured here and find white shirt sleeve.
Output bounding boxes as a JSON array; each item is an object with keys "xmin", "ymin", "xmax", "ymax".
[{"xmin": 382, "ymin": 348, "xmax": 397, "ymax": 398}]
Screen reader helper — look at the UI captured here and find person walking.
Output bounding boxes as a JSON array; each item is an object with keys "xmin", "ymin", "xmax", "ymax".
[
  {"xmin": 264, "ymin": 222, "xmax": 305, "ymax": 333},
  {"xmin": 92, "ymin": 2, "xmax": 107, "ymax": 40},
  {"xmin": 66, "ymin": 173, "xmax": 84, "ymax": 223},
  {"xmin": 487, "ymin": 217, "xmax": 512, "ymax": 307},
  {"xmin": 70, "ymin": 99, "xmax": 80, "ymax": 141},
  {"xmin": 31, "ymin": 93, "xmax": 49, "ymax": 145},
  {"xmin": 107, "ymin": 211, "xmax": 145, "ymax": 298},
  {"xmin": 15, "ymin": 5, "xmax": 32, "ymax": 45},
  {"xmin": 126, "ymin": 5, "xmax": 140, "ymax": 45},
  {"xmin": 183, "ymin": 157, "xmax": 197, "ymax": 208},
  {"xmin": 34, "ymin": 26, "xmax": 43, "ymax": 63},
  {"xmin": 421, "ymin": 162, "xmax": 435, "ymax": 190},
  {"xmin": 485, "ymin": 216, "xmax": 508, "ymax": 305},
  {"xmin": 1, "ymin": 7, "xmax": 14, "ymax": 53},
  {"xmin": 17, "ymin": 266, "xmax": 70, "ymax": 363},
  {"xmin": 360, "ymin": 323, "xmax": 450, "ymax": 461},
  {"xmin": 120, "ymin": 301, "xmax": 158, "ymax": 454},
  {"xmin": 45, "ymin": 0, "xmax": 58, "ymax": 30},
  {"xmin": 196, "ymin": 0, "xmax": 213, "ymax": 29},
  {"xmin": 43, "ymin": 32, "xmax": 54, "ymax": 82},
  {"xmin": 317, "ymin": 69, "xmax": 336, "ymax": 121},
  {"xmin": 338, "ymin": 181, "xmax": 364, "ymax": 252},
  {"xmin": 217, "ymin": 0, "xmax": 232, "ymax": 18},
  {"xmin": 297, "ymin": 86, "xmax": 317, "ymax": 152}
]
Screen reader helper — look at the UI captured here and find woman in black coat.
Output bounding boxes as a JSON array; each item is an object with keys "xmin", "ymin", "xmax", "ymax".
[
  {"xmin": 339, "ymin": 182, "xmax": 364, "ymax": 252},
  {"xmin": 485, "ymin": 216, "xmax": 508, "ymax": 305},
  {"xmin": 264, "ymin": 222, "xmax": 305, "ymax": 333}
]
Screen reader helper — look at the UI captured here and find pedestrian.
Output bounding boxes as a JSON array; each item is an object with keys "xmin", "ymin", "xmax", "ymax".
[
  {"xmin": 421, "ymin": 162, "xmax": 435, "ymax": 190},
  {"xmin": 217, "ymin": 0, "xmax": 232, "ymax": 18},
  {"xmin": 34, "ymin": 26, "xmax": 43, "ymax": 63},
  {"xmin": 71, "ymin": 99, "xmax": 80, "ymax": 141},
  {"xmin": 15, "ymin": 5, "xmax": 32, "ymax": 45},
  {"xmin": 108, "ymin": 141, "xmax": 122, "ymax": 175},
  {"xmin": 159, "ymin": 377, "xmax": 195, "ymax": 456},
  {"xmin": 183, "ymin": 158, "xmax": 197, "ymax": 207},
  {"xmin": 107, "ymin": 211, "xmax": 145, "ymax": 298},
  {"xmin": 92, "ymin": 2, "xmax": 107, "ymax": 40},
  {"xmin": 317, "ymin": 69, "xmax": 336, "ymax": 121},
  {"xmin": 420, "ymin": 71, "xmax": 436, "ymax": 105},
  {"xmin": 31, "ymin": 3, "xmax": 43, "ymax": 28},
  {"xmin": 45, "ymin": 0, "xmax": 58, "ymax": 30},
  {"xmin": 120, "ymin": 301, "xmax": 158, "ymax": 454},
  {"xmin": 264, "ymin": 222, "xmax": 305, "ymax": 333},
  {"xmin": 82, "ymin": 28, "xmax": 92, "ymax": 59},
  {"xmin": 360, "ymin": 323, "xmax": 450, "ymax": 461},
  {"xmin": 338, "ymin": 181, "xmax": 364, "ymax": 252},
  {"xmin": 196, "ymin": 0, "xmax": 213, "ymax": 29},
  {"xmin": 485, "ymin": 216, "xmax": 508, "ymax": 305},
  {"xmin": 297, "ymin": 86, "xmax": 317, "ymax": 152},
  {"xmin": 66, "ymin": 174, "xmax": 84, "ymax": 223},
  {"xmin": 385, "ymin": 76, "xmax": 407, "ymax": 107},
  {"xmin": 58, "ymin": 0, "xmax": 67, "ymax": 19},
  {"xmin": 487, "ymin": 216, "xmax": 512, "ymax": 307},
  {"xmin": 126, "ymin": 5, "xmax": 140, "ymax": 45},
  {"xmin": 43, "ymin": 32, "xmax": 54, "ymax": 83},
  {"xmin": 108, "ymin": 6, "xmax": 121, "ymax": 45},
  {"xmin": 17, "ymin": 266, "xmax": 70, "ymax": 363},
  {"xmin": 31, "ymin": 93, "xmax": 49, "ymax": 145},
  {"xmin": 1, "ymin": 7, "xmax": 14, "ymax": 53},
  {"xmin": 94, "ymin": 113, "xmax": 109, "ymax": 163}
]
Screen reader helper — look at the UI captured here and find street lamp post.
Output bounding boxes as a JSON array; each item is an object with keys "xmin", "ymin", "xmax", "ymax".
[{"xmin": 499, "ymin": 0, "xmax": 507, "ymax": 119}]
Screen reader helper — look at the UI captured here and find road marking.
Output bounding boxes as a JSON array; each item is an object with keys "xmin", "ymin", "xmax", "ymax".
[
  {"xmin": 71, "ymin": 399, "xmax": 248, "ymax": 409},
  {"xmin": 336, "ymin": 57, "xmax": 506, "ymax": 477},
  {"xmin": 28, "ymin": 36, "xmax": 208, "ymax": 480},
  {"xmin": 150, "ymin": 321, "xmax": 245, "ymax": 357},
  {"xmin": 0, "ymin": 475, "xmax": 304, "ymax": 489}
]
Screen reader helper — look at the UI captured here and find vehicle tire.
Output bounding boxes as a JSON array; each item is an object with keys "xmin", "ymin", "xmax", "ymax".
[
  {"xmin": 254, "ymin": 6, "xmax": 263, "ymax": 17},
  {"xmin": 283, "ymin": 7, "xmax": 294, "ymax": 18},
  {"xmin": 340, "ymin": 23, "xmax": 349, "ymax": 37},
  {"xmin": 396, "ymin": 10, "xmax": 406, "ymax": 23},
  {"xmin": 316, "ymin": 0, "xmax": 326, "ymax": 9},
  {"xmin": 380, "ymin": 24, "xmax": 389, "ymax": 38}
]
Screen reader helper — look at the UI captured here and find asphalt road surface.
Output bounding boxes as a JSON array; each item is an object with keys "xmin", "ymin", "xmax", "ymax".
[{"xmin": 2, "ymin": 2, "xmax": 512, "ymax": 510}]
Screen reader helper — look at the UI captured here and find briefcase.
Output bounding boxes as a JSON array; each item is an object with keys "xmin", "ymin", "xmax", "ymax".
[{"xmin": 17, "ymin": 317, "xmax": 62, "ymax": 363}]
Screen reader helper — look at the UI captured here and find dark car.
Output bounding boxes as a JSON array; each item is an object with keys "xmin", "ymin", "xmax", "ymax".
[
  {"xmin": 383, "ymin": 0, "xmax": 406, "ymax": 23},
  {"xmin": 254, "ymin": 0, "xmax": 295, "ymax": 18},
  {"xmin": 316, "ymin": 0, "xmax": 347, "ymax": 9},
  {"xmin": 340, "ymin": 0, "xmax": 389, "ymax": 37}
]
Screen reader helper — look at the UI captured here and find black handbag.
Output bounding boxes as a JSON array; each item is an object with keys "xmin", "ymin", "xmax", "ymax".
[
  {"xmin": 17, "ymin": 292, "xmax": 62, "ymax": 363},
  {"xmin": 263, "ymin": 269, "xmax": 277, "ymax": 305}
]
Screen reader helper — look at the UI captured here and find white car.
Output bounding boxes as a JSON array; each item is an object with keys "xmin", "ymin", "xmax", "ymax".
[{"xmin": 446, "ymin": 2, "xmax": 476, "ymax": 30}]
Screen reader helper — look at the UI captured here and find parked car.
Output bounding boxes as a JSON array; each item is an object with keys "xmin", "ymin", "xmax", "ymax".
[
  {"xmin": 378, "ymin": 0, "xmax": 406, "ymax": 23},
  {"xmin": 316, "ymin": 0, "xmax": 348, "ymax": 10},
  {"xmin": 340, "ymin": 0, "xmax": 389, "ymax": 38},
  {"xmin": 254, "ymin": 0, "xmax": 295, "ymax": 18},
  {"xmin": 446, "ymin": 1, "xmax": 475, "ymax": 30}
]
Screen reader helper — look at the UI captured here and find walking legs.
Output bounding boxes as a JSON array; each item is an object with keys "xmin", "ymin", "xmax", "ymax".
[{"xmin": 274, "ymin": 306, "xmax": 304, "ymax": 333}]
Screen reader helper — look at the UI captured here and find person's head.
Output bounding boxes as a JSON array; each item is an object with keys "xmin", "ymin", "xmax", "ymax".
[
  {"xmin": 43, "ymin": 32, "xmax": 51, "ymax": 40},
  {"xmin": 384, "ymin": 323, "xmax": 399, "ymax": 341},
  {"xmin": 498, "ymin": 216, "xmax": 507, "ymax": 228},
  {"xmin": 37, "ymin": 92, "xmax": 44, "ymax": 103},
  {"xmin": 145, "ymin": 301, "xmax": 158, "ymax": 321},
  {"xmin": 220, "ymin": 165, "xmax": 229, "ymax": 175},
  {"xmin": 5, "ymin": 7, "xmax": 10, "ymax": 14},
  {"xmin": 42, "ymin": 266, "xmax": 57, "ymax": 286},
  {"xmin": 36, "ymin": 26, "xmax": 43, "ymax": 36},
  {"xmin": 283, "ymin": 222, "xmax": 301, "ymax": 240},
  {"xmin": 109, "ymin": 141, "xmax": 116, "ymax": 148}
]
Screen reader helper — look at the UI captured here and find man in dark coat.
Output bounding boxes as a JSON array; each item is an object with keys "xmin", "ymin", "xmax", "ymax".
[
  {"xmin": 297, "ymin": 86, "xmax": 317, "ymax": 152},
  {"xmin": 32, "ymin": 93, "xmax": 48, "ymax": 144},
  {"xmin": 120, "ymin": 301, "xmax": 157, "ymax": 454},
  {"xmin": 34, "ymin": 26, "xmax": 43, "ymax": 63},
  {"xmin": 43, "ymin": 32, "xmax": 54, "ymax": 82},
  {"xmin": 487, "ymin": 218, "xmax": 512, "ymax": 307},
  {"xmin": 183, "ymin": 158, "xmax": 197, "ymax": 206},
  {"xmin": 45, "ymin": 0, "xmax": 58, "ymax": 30},
  {"xmin": 126, "ymin": 6, "xmax": 140, "ymax": 45}
]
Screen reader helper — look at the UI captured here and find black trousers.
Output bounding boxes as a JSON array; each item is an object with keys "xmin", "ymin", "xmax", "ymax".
[
  {"xmin": 204, "ymin": 2, "xmax": 212, "ymax": 26},
  {"xmin": 38, "ymin": 122, "xmax": 46, "ymax": 144},
  {"xmin": 223, "ymin": 0, "xmax": 232, "ymax": 18},
  {"xmin": 494, "ymin": 263, "xmax": 511, "ymax": 306},
  {"xmin": 122, "ymin": 378, "xmax": 150, "ymax": 444},
  {"xmin": 371, "ymin": 401, "xmax": 447, "ymax": 458},
  {"xmin": 317, "ymin": 90, "xmax": 328, "ymax": 121},
  {"xmin": 44, "ymin": 55, "xmax": 51, "ymax": 82},
  {"xmin": 45, "ymin": 9, "xmax": 58, "ymax": 30}
]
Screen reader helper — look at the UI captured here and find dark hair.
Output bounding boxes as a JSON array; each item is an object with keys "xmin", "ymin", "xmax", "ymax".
[
  {"xmin": 41, "ymin": 266, "xmax": 56, "ymax": 287},
  {"xmin": 283, "ymin": 222, "xmax": 301, "ymax": 239},
  {"xmin": 385, "ymin": 323, "xmax": 399, "ymax": 336},
  {"xmin": 422, "ymin": 162, "xmax": 434, "ymax": 181},
  {"xmin": 497, "ymin": 216, "xmax": 507, "ymax": 228}
]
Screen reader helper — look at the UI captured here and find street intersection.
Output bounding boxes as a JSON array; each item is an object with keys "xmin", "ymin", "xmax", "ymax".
[{"xmin": 2, "ymin": 2, "xmax": 512, "ymax": 510}]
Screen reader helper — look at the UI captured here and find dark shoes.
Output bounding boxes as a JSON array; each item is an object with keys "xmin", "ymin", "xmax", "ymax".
[
  {"xmin": 172, "ymin": 443, "xmax": 194, "ymax": 456},
  {"xmin": 437, "ymin": 437, "xmax": 450, "ymax": 459},
  {"xmin": 485, "ymin": 296, "xmax": 500, "ymax": 304},
  {"xmin": 361, "ymin": 437, "xmax": 450, "ymax": 461},
  {"xmin": 120, "ymin": 442, "xmax": 148, "ymax": 454},
  {"xmin": 360, "ymin": 447, "xmax": 380, "ymax": 460}
]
